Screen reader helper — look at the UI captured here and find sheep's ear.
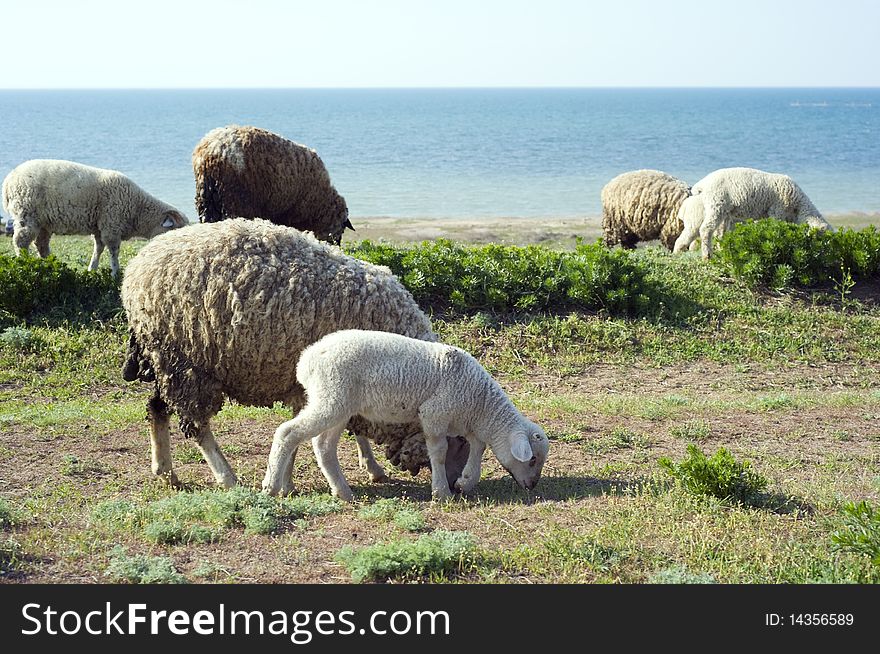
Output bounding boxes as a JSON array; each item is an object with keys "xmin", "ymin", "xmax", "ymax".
[{"xmin": 511, "ymin": 433, "xmax": 533, "ymax": 463}]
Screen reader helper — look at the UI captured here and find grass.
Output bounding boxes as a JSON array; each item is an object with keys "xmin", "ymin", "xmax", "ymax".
[
  {"xmin": 1, "ymin": 233, "xmax": 879, "ymax": 584},
  {"xmin": 91, "ymin": 487, "xmax": 343, "ymax": 542}
]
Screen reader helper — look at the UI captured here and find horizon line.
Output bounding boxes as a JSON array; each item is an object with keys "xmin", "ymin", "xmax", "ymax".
[{"xmin": 1, "ymin": 85, "xmax": 879, "ymax": 92}]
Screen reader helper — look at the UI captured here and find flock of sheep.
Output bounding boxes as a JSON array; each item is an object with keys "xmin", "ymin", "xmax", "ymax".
[{"xmin": 0, "ymin": 124, "xmax": 830, "ymax": 501}]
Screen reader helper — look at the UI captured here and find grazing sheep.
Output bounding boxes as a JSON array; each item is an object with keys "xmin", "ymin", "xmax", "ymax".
[
  {"xmin": 2, "ymin": 159, "xmax": 188, "ymax": 277},
  {"xmin": 673, "ymin": 167, "xmax": 832, "ymax": 259},
  {"xmin": 120, "ymin": 218, "xmax": 469, "ymax": 492},
  {"xmin": 192, "ymin": 125, "xmax": 354, "ymax": 245},
  {"xmin": 262, "ymin": 329, "xmax": 549, "ymax": 501},
  {"xmin": 601, "ymin": 169, "xmax": 691, "ymax": 250}
]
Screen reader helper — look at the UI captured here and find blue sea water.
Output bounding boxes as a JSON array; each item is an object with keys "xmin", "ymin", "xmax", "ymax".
[{"xmin": 0, "ymin": 88, "xmax": 878, "ymax": 219}]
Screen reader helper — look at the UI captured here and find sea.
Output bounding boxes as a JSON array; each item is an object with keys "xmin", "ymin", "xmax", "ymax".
[{"xmin": 0, "ymin": 88, "xmax": 878, "ymax": 220}]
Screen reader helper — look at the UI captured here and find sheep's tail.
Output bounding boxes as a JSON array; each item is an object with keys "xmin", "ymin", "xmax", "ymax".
[{"xmin": 122, "ymin": 328, "xmax": 156, "ymax": 382}]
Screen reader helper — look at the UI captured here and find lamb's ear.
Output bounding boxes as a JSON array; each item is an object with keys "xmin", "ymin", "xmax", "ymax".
[{"xmin": 510, "ymin": 433, "xmax": 533, "ymax": 463}]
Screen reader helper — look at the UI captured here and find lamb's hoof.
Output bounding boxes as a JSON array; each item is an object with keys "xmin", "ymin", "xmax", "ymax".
[
  {"xmin": 431, "ymin": 488, "xmax": 454, "ymax": 502},
  {"xmin": 217, "ymin": 475, "xmax": 238, "ymax": 489},
  {"xmin": 370, "ymin": 471, "xmax": 390, "ymax": 484},
  {"xmin": 332, "ymin": 487, "xmax": 354, "ymax": 503},
  {"xmin": 262, "ymin": 479, "xmax": 294, "ymax": 497},
  {"xmin": 454, "ymin": 476, "xmax": 476, "ymax": 494}
]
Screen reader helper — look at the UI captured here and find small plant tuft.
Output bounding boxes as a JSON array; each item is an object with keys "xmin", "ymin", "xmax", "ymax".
[
  {"xmin": 336, "ymin": 530, "xmax": 476, "ymax": 583},
  {"xmin": 358, "ymin": 498, "xmax": 427, "ymax": 532},
  {"xmin": 658, "ymin": 444, "xmax": 768, "ymax": 506},
  {"xmin": 831, "ymin": 500, "xmax": 880, "ymax": 566},
  {"xmin": 104, "ymin": 546, "xmax": 186, "ymax": 584}
]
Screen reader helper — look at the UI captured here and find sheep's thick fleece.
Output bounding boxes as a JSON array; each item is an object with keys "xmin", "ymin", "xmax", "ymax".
[
  {"xmin": 192, "ymin": 125, "xmax": 351, "ymax": 245},
  {"xmin": 121, "ymin": 218, "xmax": 468, "ymax": 483},
  {"xmin": 601, "ymin": 169, "xmax": 690, "ymax": 250}
]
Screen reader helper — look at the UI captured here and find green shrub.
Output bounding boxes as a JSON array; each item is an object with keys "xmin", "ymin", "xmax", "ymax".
[
  {"xmin": 0, "ymin": 253, "xmax": 121, "ymax": 324},
  {"xmin": 658, "ymin": 444, "xmax": 768, "ymax": 505},
  {"xmin": 104, "ymin": 546, "xmax": 186, "ymax": 584},
  {"xmin": 336, "ymin": 530, "xmax": 476, "ymax": 582},
  {"xmin": 715, "ymin": 220, "xmax": 880, "ymax": 289},
  {"xmin": 0, "ymin": 498, "xmax": 17, "ymax": 529},
  {"xmin": 346, "ymin": 239, "xmax": 654, "ymax": 315},
  {"xmin": 831, "ymin": 500, "xmax": 880, "ymax": 566}
]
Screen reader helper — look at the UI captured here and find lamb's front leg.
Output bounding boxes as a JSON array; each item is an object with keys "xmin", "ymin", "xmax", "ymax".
[
  {"xmin": 454, "ymin": 439, "xmax": 486, "ymax": 494},
  {"xmin": 423, "ymin": 431, "xmax": 453, "ymax": 501},
  {"xmin": 312, "ymin": 425, "xmax": 354, "ymax": 501}
]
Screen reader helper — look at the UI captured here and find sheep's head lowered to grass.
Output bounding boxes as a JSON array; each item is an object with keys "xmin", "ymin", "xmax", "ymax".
[{"xmin": 494, "ymin": 419, "xmax": 549, "ymax": 491}]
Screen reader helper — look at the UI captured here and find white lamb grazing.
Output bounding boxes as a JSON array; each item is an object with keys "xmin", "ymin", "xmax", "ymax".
[
  {"xmin": 673, "ymin": 167, "xmax": 831, "ymax": 259},
  {"xmin": 262, "ymin": 329, "xmax": 550, "ymax": 501},
  {"xmin": 2, "ymin": 159, "xmax": 188, "ymax": 276}
]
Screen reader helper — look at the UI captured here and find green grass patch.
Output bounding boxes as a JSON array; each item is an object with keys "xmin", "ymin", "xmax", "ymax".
[
  {"xmin": 336, "ymin": 530, "xmax": 477, "ymax": 583},
  {"xmin": 659, "ymin": 445, "xmax": 768, "ymax": 506},
  {"xmin": 357, "ymin": 498, "xmax": 427, "ymax": 532},
  {"xmin": 669, "ymin": 420, "xmax": 711, "ymax": 441},
  {"xmin": 104, "ymin": 546, "xmax": 186, "ymax": 584},
  {"xmin": 648, "ymin": 565, "xmax": 717, "ymax": 584},
  {"xmin": 92, "ymin": 487, "xmax": 343, "ymax": 543}
]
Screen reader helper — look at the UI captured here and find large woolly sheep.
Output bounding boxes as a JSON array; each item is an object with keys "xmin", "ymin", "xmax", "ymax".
[
  {"xmin": 192, "ymin": 125, "xmax": 354, "ymax": 245},
  {"xmin": 601, "ymin": 169, "xmax": 691, "ymax": 250},
  {"xmin": 263, "ymin": 329, "xmax": 549, "ymax": 501},
  {"xmin": 673, "ymin": 167, "xmax": 832, "ymax": 259},
  {"xmin": 121, "ymin": 218, "xmax": 470, "ymax": 492},
  {"xmin": 2, "ymin": 159, "xmax": 188, "ymax": 277}
]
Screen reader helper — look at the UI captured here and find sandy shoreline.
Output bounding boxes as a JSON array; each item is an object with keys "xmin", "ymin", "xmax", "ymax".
[{"xmin": 347, "ymin": 213, "xmax": 880, "ymax": 248}]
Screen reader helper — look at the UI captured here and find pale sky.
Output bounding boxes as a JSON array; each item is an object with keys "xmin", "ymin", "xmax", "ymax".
[{"xmin": 1, "ymin": 0, "xmax": 878, "ymax": 88}]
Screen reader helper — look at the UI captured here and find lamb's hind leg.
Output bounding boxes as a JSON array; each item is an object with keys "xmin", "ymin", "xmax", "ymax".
[
  {"xmin": 263, "ymin": 402, "xmax": 350, "ymax": 496},
  {"xmin": 312, "ymin": 424, "xmax": 355, "ymax": 501},
  {"xmin": 354, "ymin": 434, "xmax": 388, "ymax": 483}
]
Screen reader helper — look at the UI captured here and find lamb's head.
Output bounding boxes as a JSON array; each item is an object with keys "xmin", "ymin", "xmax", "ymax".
[
  {"xmin": 495, "ymin": 418, "xmax": 549, "ymax": 490},
  {"xmin": 146, "ymin": 209, "xmax": 189, "ymax": 237}
]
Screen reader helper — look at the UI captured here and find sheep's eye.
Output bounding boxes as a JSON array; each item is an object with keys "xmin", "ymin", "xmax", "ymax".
[{"xmin": 529, "ymin": 456, "xmax": 537, "ymax": 467}]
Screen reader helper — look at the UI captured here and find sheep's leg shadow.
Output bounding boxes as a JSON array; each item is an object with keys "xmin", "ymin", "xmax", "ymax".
[
  {"xmin": 312, "ymin": 424, "xmax": 354, "ymax": 501},
  {"xmin": 146, "ymin": 392, "xmax": 180, "ymax": 487},
  {"xmin": 354, "ymin": 434, "xmax": 388, "ymax": 483}
]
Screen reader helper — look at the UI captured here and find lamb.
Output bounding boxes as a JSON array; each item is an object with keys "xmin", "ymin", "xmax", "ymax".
[
  {"xmin": 262, "ymin": 329, "xmax": 549, "ymax": 501},
  {"xmin": 673, "ymin": 167, "xmax": 832, "ymax": 259},
  {"xmin": 120, "ymin": 218, "xmax": 470, "ymax": 492},
  {"xmin": 601, "ymin": 169, "xmax": 691, "ymax": 250},
  {"xmin": 2, "ymin": 159, "xmax": 188, "ymax": 277},
  {"xmin": 192, "ymin": 125, "xmax": 354, "ymax": 245}
]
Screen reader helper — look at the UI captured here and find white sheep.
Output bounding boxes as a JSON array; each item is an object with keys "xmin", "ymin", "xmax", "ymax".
[
  {"xmin": 192, "ymin": 125, "xmax": 354, "ymax": 245},
  {"xmin": 2, "ymin": 159, "xmax": 188, "ymax": 277},
  {"xmin": 673, "ymin": 167, "xmax": 832, "ymax": 259},
  {"xmin": 601, "ymin": 169, "xmax": 691, "ymax": 250},
  {"xmin": 121, "ymin": 218, "xmax": 471, "ymax": 492},
  {"xmin": 262, "ymin": 329, "xmax": 549, "ymax": 501}
]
